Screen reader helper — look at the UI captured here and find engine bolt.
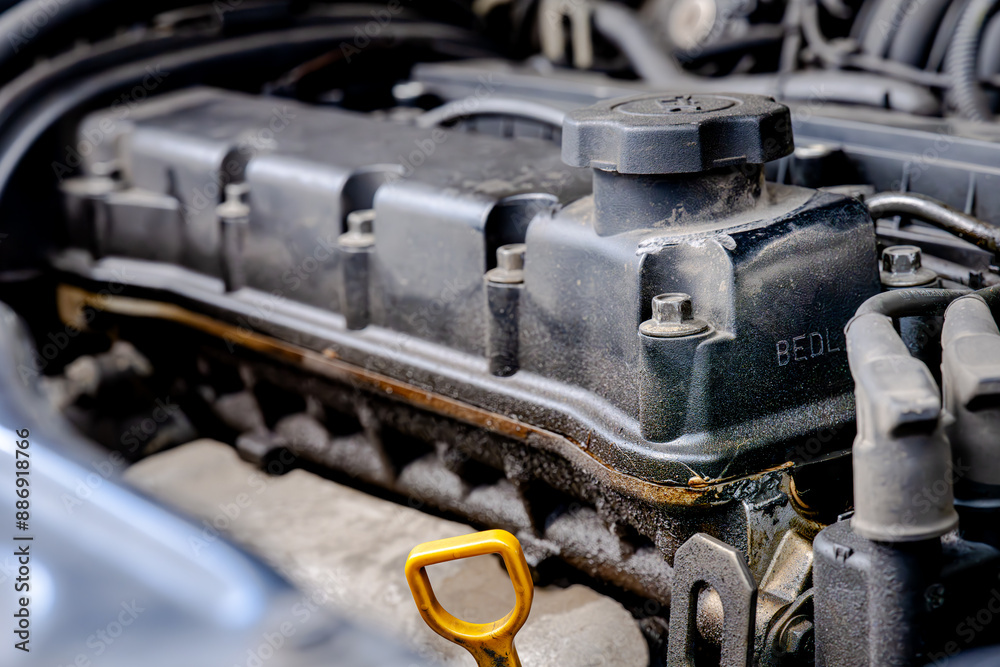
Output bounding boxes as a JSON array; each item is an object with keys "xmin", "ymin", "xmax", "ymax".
[
  {"xmin": 884, "ymin": 245, "xmax": 921, "ymax": 274},
  {"xmin": 779, "ymin": 616, "xmax": 814, "ymax": 659},
  {"xmin": 880, "ymin": 245, "xmax": 937, "ymax": 288},
  {"xmin": 639, "ymin": 293, "xmax": 710, "ymax": 338},
  {"xmin": 339, "ymin": 209, "xmax": 376, "ymax": 248},
  {"xmin": 216, "ymin": 183, "xmax": 250, "ymax": 222},
  {"xmin": 347, "ymin": 209, "xmax": 374, "ymax": 235},
  {"xmin": 497, "ymin": 244, "xmax": 525, "ymax": 271},
  {"xmin": 216, "ymin": 182, "xmax": 251, "ymax": 292},
  {"xmin": 486, "ymin": 243, "xmax": 526, "ymax": 284}
]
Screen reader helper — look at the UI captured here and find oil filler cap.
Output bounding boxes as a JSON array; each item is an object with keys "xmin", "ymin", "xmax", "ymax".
[{"xmin": 562, "ymin": 93, "xmax": 793, "ymax": 174}]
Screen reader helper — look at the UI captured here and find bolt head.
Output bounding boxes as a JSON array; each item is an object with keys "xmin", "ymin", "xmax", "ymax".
[
  {"xmin": 89, "ymin": 160, "xmax": 121, "ymax": 178},
  {"xmin": 883, "ymin": 245, "xmax": 921, "ymax": 274},
  {"xmin": 60, "ymin": 175, "xmax": 121, "ymax": 198},
  {"xmin": 486, "ymin": 243, "xmax": 526, "ymax": 284},
  {"xmin": 779, "ymin": 616, "xmax": 814, "ymax": 658},
  {"xmin": 640, "ymin": 293, "xmax": 710, "ymax": 338},
  {"xmin": 794, "ymin": 143, "xmax": 835, "ymax": 160},
  {"xmin": 224, "ymin": 182, "xmax": 251, "ymax": 202},
  {"xmin": 497, "ymin": 243, "xmax": 526, "ymax": 272},
  {"xmin": 880, "ymin": 245, "xmax": 936, "ymax": 287},
  {"xmin": 562, "ymin": 92, "xmax": 793, "ymax": 174},
  {"xmin": 347, "ymin": 209, "xmax": 375, "ymax": 235},
  {"xmin": 653, "ymin": 293, "xmax": 692, "ymax": 324},
  {"xmin": 339, "ymin": 209, "xmax": 376, "ymax": 249},
  {"xmin": 216, "ymin": 182, "xmax": 251, "ymax": 222}
]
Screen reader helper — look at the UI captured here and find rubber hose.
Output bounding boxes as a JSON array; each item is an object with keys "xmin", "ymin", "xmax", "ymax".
[
  {"xmin": 973, "ymin": 283, "xmax": 1000, "ymax": 318},
  {"xmin": 853, "ymin": 288, "xmax": 971, "ymax": 319},
  {"xmin": 927, "ymin": 0, "xmax": 973, "ymax": 72},
  {"xmin": 591, "ymin": 1, "xmax": 686, "ymax": 83},
  {"xmin": 591, "ymin": 2, "xmax": 939, "ymax": 113},
  {"xmin": 859, "ymin": 0, "xmax": 915, "ymax": 58},
  {"xmin": 978, "ymin": 11, "xmax": 1000, "ymax": 77},
  {"xmin": 886, "ymin": 0, "xmax": 952, "ymax": 67},
  {"xmin": 0, "ymin": 0, "xmax": 111, "ymax": 57},
  {"xmin": 0, "ymin": 22, "xmax": 486, "ymax": 202},
  {"xmin": 946, "ymin": 0, "xmax": 1000, "ymax": 121}
]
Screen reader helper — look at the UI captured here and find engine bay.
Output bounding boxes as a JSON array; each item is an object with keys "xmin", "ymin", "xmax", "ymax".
[{"xmin": 3, "ymin": 1, "xmax": 1000, "ymax": 666}]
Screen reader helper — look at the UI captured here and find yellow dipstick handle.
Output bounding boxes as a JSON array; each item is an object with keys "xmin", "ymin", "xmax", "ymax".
[{"xmin": 405, "ymin": 529, "xmax": 534, "ymax": 667}]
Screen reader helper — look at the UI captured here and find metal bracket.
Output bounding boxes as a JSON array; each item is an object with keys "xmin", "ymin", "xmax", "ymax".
[{"xmin": 667, "ymin": 533, "xmax": 758, "ymax": 667}]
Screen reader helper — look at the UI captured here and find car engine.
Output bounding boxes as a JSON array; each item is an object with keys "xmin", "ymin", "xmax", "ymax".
[{"xmin": 2, "ymin": 1, "xmax": 1000, "ymax": 666}]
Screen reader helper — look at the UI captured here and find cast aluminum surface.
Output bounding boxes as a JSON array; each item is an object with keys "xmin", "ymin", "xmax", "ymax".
[{"xmin": 62, "ymin": 88, "xmax": 879, "ymax": 485}]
